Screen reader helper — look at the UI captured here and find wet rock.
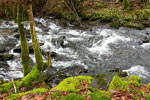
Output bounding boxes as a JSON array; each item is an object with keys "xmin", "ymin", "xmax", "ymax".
[
  {"xmin": 0, "ymin": 53, "xmax": 14, "ymax": 61},
  {"xmin": 51, "ymin": 51, "xmax": 57, "ymax": 58},
  {"xmin": 0, "ymin": 28, "xmax": 18, "ymax": 35},
  {"xmin": 0, "ymin": 61, "xmax": 9, "ymax": 69},
  {"xmin": 141, "ymin": 36, "xmax": 149, "ymax": 43},
  {"xmin": 91, "ymin": 72, "xmax": 117, "ymax": 90},
  {"xmin": 13, "ymin": 43, "xmax": 44, "ymax": 53},
  {"xmin": 13, "ymin": 29, "xmax": 31, "ymax": 39},
  {"xmin": 108, "ymin": 68, "xmax": 122, "ymax": 72},
  {"xmin": 51, "ymin": 36, "xmax": 66, "ymax": 47},
  {"xmin": 44, "ymin": 65, "xmax": 88, "ymax": 88},
  {"xmin": 53, "ymin": 54, "xmax": 70, "ymax": 61},
  {"xmin": 43, "ymin": 67, "xmax": 67, "ymax": 88},
  {"xmin": 139, "ymin": 36, "xmax": 149, "ymax": 45},
  {"xmin": 13, "ymin": 33, "xmax": 31, "ymax": 39},
  {"xmin": 0, "ymin": 36, "xmax": 17, "ymax": 53},
  {"xmin": 91, "ymin": 71, "xmax": 128, "ymax": 90},
  {"xmin": 60, "ymin": 65, "xmax": 89, "ymax": 76},
  {"xmin": 61, "ymin": 40, "xmax": 73, "ymax": 48}
]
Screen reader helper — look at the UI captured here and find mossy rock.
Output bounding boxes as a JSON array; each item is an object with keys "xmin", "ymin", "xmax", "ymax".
[
  {"xmin": 109, "ymin": 75, "xmax": 141, "ymax": 91},
  {"xmin": 6, "ymin": 88, "xmax": 47, "ymax": 100},
  {"xmin": 91, "ymin": 72, "xmax": 117, "ymax": 90},
  {"xmin": 51, "ymin": 76, "xmax": 93, "ymax": 92},
  {"xmin": 62, "ymin": 93, "xmax": 84, "ymax": 100}
]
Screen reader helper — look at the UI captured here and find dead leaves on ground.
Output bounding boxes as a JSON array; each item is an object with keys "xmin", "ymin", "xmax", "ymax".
[{"xmin": 1, "ymin": 81, "xmax": 150, "ymax": 100}]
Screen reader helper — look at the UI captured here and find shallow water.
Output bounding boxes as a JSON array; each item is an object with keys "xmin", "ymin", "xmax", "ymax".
[{"xmin": 0, "ymin": 18, "xmax": 150, "ymax": 82}]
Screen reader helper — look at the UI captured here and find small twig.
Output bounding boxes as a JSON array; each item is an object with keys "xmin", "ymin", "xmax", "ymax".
[
  {"xmin": 46, "ymin": 50, "xmax": 52, "ymax": 67},
  {"xmin": 63, "ymin": 0, "xmax": 83, "ymax": 26},
  {"xmin": 11, "ymin": 77, "xmax": 17, "ymax": 93},
  {"xmin": 70, "ymin": 0, "xmax": 83, "ymax": 26}
]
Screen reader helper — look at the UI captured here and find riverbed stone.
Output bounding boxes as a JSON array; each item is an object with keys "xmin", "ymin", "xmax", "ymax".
[
  {"xmin": 0, "ymin": 36, "xmax": 17, "ymax": 53},
  {"xmin": 13, "ymin": 29, "xmax": 31, "ymax": 39},
  {"xmin": 13, "ymin": 43, "xmax": 44, "ymax": 53},
  {"xmin": 141, "ymin": 36, "xmax": 149, "ymax": 43},
  {"xmin": 0, "ymin": 53, "xmax": 14, "ymax": 61},
  {"xmin": 0, "ymin": 61, "xmax": 9, "ymax": 69},
  {"xmin": 44, "ymin": 65, "xmax": 89, "ymax": 88},
  {"xmin": 91, "ymin": 72, "xmax": 117, "ymax": 90}
]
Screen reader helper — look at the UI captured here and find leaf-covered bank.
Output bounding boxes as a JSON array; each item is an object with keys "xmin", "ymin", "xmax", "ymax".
[{"xmin": 1, "ymin": 73, "xmax": 150, "ymax": 100}]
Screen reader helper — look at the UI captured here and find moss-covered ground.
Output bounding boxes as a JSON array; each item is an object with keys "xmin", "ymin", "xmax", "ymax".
[
  {"xmin": 0, "ymin": 0, "xmax": 149, "ymax": 29},
  {"xmin": 1, "ymin": 75, "xmax": 150, "ymax": 100},
  {"xmin": 43, "ymin": 0, "xmax": 150, "ymax": 29}
]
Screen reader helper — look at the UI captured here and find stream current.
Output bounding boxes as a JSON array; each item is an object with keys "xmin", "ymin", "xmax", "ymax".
[{"xmin": 0, "ymin": 18, "xmax": 150, "ymax": 83}]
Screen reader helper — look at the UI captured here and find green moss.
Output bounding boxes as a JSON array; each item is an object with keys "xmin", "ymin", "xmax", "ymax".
[
  {"xmin": 124, "ymin": 22, "xmax": 144, "ymax": 29},
  {"xmin": 52, "ymin": 76, "xmax": 93, "ymax": 92},
  {"xmin": 123, "ymin": 0, "xmax": 129, "ymax": 9},
  {"xmin": 22, "ymin": 62, "xmax": 48, "ymax": 87},
  {"xmin": 146, "ymin": 83, "xmax": 150, "ymax": 90},
  {"xmin": 0, "ymin": 81, "xmax": 23, "ymax": 93},
  {"xmin": 146, "ymin": 96, "xmax": 150, "ymax": 100},
  {"xmin": 22, "ymin": 64, "xmax": 41, "ymax": 87},
  {"xmin": 86, "ymin": 91, "xmax": 111, "ymax": 100},
  {"xmin": 88, "ymin": 9, "xmax": 120, "ymax": 22},
  {"xmin": 109, "ymin": 75, "xmax": 125, "ymax": 90},
  {"xmin": 109, "ymin": 75, "xmax": 141, "ymax": 91},
  {"xmin": 0, "ymin": 62, "xmax": 48, "ymax": 93},
  {"xmin": 6, "ymin": 88, "xmax": 47, "ymax": 100},
  {"xmin": 136, "ymin": 9, "xmax": 150, "ymax": 20},
  {"xmin": 62, "ymin": 93, "xmax": 84, "ymax": 100},
  {"xmin": 0, "ymin": 82, "xmax": 13, "ymax": 93},
  {"xmin": 17, "ymin": 4, "xmax": 30, "ymax": 77},
  {"xmin": 125, "ymin": 75, "xmax": 141, "ymax": 83}
]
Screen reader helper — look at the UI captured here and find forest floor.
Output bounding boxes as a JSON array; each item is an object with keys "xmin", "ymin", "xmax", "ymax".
[
  {"xmin": 1, "ymin": 75, "xmax": 150, "ymax": 100},
  {"xmin": 42, "ymin": 0, "xmax": 150, "ymax": 29}
]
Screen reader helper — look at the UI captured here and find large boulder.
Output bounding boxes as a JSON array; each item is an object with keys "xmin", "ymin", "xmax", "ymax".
[
  {"xmin": 91, "ymin": 72, "xmax": 117, "ymax": 90},
  {"xmin": 44, "ymin": 65, "xmax": 89, "ymax": 88}
]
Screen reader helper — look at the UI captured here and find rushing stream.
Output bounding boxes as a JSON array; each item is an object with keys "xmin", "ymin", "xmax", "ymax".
[{"xmin": 0, "ymin": 18, "xmax": 150, "ymax": 83}]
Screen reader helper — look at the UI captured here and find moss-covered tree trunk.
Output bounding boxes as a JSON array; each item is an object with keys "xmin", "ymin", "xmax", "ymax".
[
  {"xmin": 28, "ymin": 1, "xmax": 44, "ymax": 71},
  {"xmin": 17, "ymin": 4, "xmax": 30, "ymax": 77}
]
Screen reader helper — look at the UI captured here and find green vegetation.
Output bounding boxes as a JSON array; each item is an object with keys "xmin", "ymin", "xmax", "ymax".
[
  {"xmin": 7, "ymin": 88, "xmax": 47, "ymax": 100},
  {"xmin": 17, "ymin": 3, "xmax": 30, "ymax": 77},
  {"xmin": 63, "ymin": 93, "xmax": 84, "ymax": 100},
  {"xmin": 52, "ymin": 76, "xmax": 93, "ymax": 92},
  {"xmin": 86, "ymin": 91, "xmax": 111, "ymax": 100},
  {"xmin": 123, "ymin": 0, "xmax": 129, "ymax": 9},
  {"xmin": 1, "ymin": 75, "xmax": 150, "ymax": 99},
  {"xmin": 109, "ymin": 75, "xmax": 141, "ymax": 90},
  {"xmin": 0, "ymin": 0, "xmax": 149, "ymax": 29}
]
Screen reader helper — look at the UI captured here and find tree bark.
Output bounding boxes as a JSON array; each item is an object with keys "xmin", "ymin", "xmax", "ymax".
[
  {"xmin": 28, "ymin": 2, "xmax": 44, "ymax": 71},
  {"xmin": 17, "ymin": 3, "xmax": 30, "ymax": 77}
]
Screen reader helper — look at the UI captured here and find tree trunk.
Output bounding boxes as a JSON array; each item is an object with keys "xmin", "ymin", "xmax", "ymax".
[
  {"xmin": 17, "ymin": 3, "xmax": 30, "ymax": 77},
  {"xmin": 28, "ymin": 2, "xmax": 44, "ymax": 71}
]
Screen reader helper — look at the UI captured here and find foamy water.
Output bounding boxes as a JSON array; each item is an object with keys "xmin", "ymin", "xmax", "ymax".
[{"xmin": 0, "ymin": 18, "xmax": 150, "ymax": 81}]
